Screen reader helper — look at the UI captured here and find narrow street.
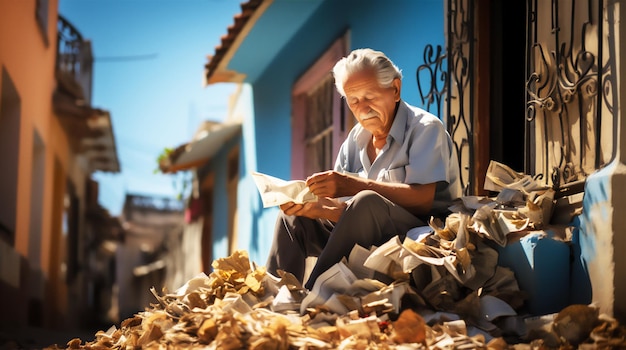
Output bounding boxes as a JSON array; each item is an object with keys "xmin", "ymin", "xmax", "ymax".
[{"xmin": 0, "ymin": 326, "xmax": 99, "ymax": 350}]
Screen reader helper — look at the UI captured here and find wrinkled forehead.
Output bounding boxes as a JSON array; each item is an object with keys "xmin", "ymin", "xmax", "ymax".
[{"xmin": 343, "ymin": 69, "xmax": 383, "ymax": 93}]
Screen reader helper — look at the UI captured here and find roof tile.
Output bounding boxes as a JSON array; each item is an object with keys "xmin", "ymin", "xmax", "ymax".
[{"xmin": 204, "ymin": 0, "xmax": 265, "ymax": 83}]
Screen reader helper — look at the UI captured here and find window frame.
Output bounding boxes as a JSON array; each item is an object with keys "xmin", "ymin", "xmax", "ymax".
[{"xmin": 291, "ymin": 36, "xmax": 351, "ymax": 180}]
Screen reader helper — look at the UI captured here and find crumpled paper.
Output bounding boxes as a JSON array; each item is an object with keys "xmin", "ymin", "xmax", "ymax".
[
  {"xmin": 251, "ymin": 171, "xmax": 317, "ymax": 207},
  {"xmin": 47, "ymin": 249, "xmax": 626, "ymax": 350}
]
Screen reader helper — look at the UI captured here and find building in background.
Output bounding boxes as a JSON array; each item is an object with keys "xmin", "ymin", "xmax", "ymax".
[
  {"xmin": 158, "ymin": 90, "xmax": 242, "ymax": 277},
  {"xmin": 0, "ymin": 0, "xmax": 120, "ymax": 331},
  {"xmin": 115, "ymin": 194, "xmax": 184, "ymax": 322}
]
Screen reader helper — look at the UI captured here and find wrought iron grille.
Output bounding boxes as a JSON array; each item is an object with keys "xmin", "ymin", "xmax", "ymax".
[
  {"xmin": 417, "ymin": 0, "xmax": 474, "ymax": 195},
  {"xmin": 56, "ymin": 15, "xmax": 93, "ymax": 102},
  {"xmin": 526, "ymin": 0, "xmax": 615, "ymax": 192},
  {"xmin": 416, "ymin": 0, "xmax": 616, "ymax": 196},
  {"xmin": 57, "ymin": 15, "xmax": 84, "ymax": 79}
]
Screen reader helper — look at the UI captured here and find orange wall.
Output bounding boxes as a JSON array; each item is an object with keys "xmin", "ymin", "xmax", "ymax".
[{"xmin": 0, "ymin": 0, "xmax": 74, "ymax": 278}]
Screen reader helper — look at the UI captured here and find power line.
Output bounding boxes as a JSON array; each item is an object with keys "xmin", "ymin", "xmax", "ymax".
[{"xmin": 95, "ymin": 53, "xmax": 158, "ymax": 62}]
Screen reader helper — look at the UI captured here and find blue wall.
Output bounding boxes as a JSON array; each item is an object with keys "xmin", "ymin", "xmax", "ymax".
[
  {"xmin": 236, "ymin": 0, "xmax": 445, "ymax": 266},
  {"xmin": 200, "ymin": 130, "xmax": 242, "ymax": 261}
]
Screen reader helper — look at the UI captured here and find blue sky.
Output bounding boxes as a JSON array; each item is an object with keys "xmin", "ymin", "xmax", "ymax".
[{"xmin": 58, "ymin": 0, "xmax": 241, "ymax": 216}]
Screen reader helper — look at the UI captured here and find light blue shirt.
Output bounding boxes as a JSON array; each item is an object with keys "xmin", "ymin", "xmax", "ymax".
[{"xmin": 334, "ymin": 100, "xmax": 461, "ymax": 215}]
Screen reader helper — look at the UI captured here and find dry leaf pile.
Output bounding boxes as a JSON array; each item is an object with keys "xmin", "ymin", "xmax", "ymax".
[
  {"xmin": 43, "ymin": 163, "xmax": 626, "ymax": 349},
  {"xmin": 44, "ymin": 249, "xmax": 626, "ymax": 350},
  {"xmin": 45, "ymin": 250, "xmax": 491, "ymax": 349}
]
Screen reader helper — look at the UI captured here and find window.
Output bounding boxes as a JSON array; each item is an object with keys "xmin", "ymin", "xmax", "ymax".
[
  {"xmin": 227, "ymin": 147, "xmax": 239, "ymax": 255},
  {"xmin": 291, "ymin": 36, "xmax": 352, "ymax": 179},
  {"xmin": 0, "ymin": 68, "xmax": 21, "ymax": 245},
  {"xmin": 303, "ymin": 76, "xmax": 336, "ymax": 175},
  {"xmin": 36, "ymin": 0, "xmax": 49, "ymax": 46}
]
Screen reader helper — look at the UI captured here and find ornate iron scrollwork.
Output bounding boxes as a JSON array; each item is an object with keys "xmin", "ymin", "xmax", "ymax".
[
  {"xmin": 526, "ymin": 0, "xmax": 613, "ymax": 191},
  {"xmin": 417, "ymin": 0, "xmax": 474, "ymax": 195},
  {"xmin": 417, "ymin": 0, "xmax": 614, "ymax": 196},
  {"xmin": 416, "ymin": 44, "xmax": 447, "ymax": 117}
]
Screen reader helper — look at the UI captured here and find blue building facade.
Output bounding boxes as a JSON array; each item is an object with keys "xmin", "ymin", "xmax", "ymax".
[{"xmin": 211, "ymin": 0, "xmax": 446, "ymax": 266}]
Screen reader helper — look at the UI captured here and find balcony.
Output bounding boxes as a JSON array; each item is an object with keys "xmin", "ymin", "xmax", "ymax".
[{"xmin": 53, "ymin": 15, "xmax": 120, "ymax": 173}]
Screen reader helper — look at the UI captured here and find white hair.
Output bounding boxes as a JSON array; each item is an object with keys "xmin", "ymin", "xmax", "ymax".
[{"xmin": 332, "ymin": 48, "xmax": 403, "ymax": 97}]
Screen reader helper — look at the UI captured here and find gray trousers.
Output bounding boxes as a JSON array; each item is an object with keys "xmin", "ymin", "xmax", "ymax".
[{"xmin": 265, "ymin": 190, "xmax": 425, "ymax": 290}]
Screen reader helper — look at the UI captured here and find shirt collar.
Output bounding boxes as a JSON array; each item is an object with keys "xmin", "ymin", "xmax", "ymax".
[{"xmin": 389, "ymin": 100, "xmax": 408, "ymax": 145}]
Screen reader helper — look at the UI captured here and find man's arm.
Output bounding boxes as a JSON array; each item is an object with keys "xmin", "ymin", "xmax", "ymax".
[{"xmin": 306, "ymin": 171, "xmax": 436, "ymax": 216}]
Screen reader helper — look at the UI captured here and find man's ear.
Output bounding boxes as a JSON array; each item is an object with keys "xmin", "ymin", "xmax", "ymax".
[{"xmin": 393, "ymin": 78, "xmax": 402, "ymax": 101}]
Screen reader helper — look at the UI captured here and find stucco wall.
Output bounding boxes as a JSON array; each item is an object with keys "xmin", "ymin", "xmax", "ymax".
[
  {"xmin": 0, "ymin": 0, "xmax": 60, "ymax": 261},
  {"xmin": 0, "ymin": 0, "xmax": 91, "ymax": 327}
]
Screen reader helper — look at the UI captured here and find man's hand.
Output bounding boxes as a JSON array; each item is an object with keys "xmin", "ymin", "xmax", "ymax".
[
  {"xmin": 306, "ymin": 170, "xmax": 438, "ymax": 217},
  {"xmin": 279, "ymin": 197, "xmax": 347, "ymax": 222},
  {"xmin": 306, "ymin": 170, "xmax": 361, "ymax": 198}
]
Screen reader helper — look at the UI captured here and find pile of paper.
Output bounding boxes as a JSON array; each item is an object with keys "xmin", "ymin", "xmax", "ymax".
[
  {"xmin": 46, "ymin": 249, "xmax": 626, "ymax": 349},
  {"xmin": 45, "ymin": 162, "xmax": 626, "ymax": 349}
]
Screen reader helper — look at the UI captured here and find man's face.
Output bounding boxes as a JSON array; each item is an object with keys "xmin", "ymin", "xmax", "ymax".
[{"xmin": 343, "ymin": 68, "xmax": 401, "ymax": 136}]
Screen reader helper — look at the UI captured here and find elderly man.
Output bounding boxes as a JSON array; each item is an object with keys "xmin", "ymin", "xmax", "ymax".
[{"xmin": 266, "ymin": 48, "xmax": 461, "ymax": 290}]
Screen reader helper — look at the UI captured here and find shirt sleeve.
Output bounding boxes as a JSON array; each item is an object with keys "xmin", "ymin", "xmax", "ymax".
[
  {"xmin": 334, "ymin": 140, "xmax": 348, "ymax": 172},
  {"xmin": 404, "ymin": 120, "xmax": 452, "ymax": 185},
  {"xmin": 334, "ymin": 126, "xmax": 361, "ymax": 173}
]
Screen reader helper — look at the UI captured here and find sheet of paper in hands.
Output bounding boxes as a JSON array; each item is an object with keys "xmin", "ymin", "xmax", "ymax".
[{"xmin": 251, "ymin": 171, "xmax": 318, "ymax": 208}]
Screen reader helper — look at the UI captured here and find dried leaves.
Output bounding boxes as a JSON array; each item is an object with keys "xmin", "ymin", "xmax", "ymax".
[{"xmin": 44, "ymin": 248, "xmax": 626, "ymax": 350}]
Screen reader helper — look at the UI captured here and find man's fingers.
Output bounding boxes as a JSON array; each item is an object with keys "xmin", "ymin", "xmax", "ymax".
[{"xmin": 283, "ymin": 202, "xmax": 307, "ymax": 216}]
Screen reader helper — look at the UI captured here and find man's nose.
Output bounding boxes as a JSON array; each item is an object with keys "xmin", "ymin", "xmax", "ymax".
[{"xmin": 354, "ymin": 104, "xmax": 369, "ymax": 117}]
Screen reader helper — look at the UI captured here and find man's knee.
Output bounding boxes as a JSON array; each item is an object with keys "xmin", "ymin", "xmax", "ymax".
[
  {"xmin": 349, "ymin": 190, "xmax": 387, "ymax": 210},
  {"xmin": 274, "ymin": 211, "xmax": 294, "ymax": 239}
]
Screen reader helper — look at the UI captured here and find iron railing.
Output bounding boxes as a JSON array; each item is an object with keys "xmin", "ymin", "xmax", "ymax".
[
  {"xmin": 56, "ymin": 15, "xmax": 93, "ymax": 103},
  {"xmin": 526, "ymin": 0, "xmax": 614, "ymax": 191}
]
